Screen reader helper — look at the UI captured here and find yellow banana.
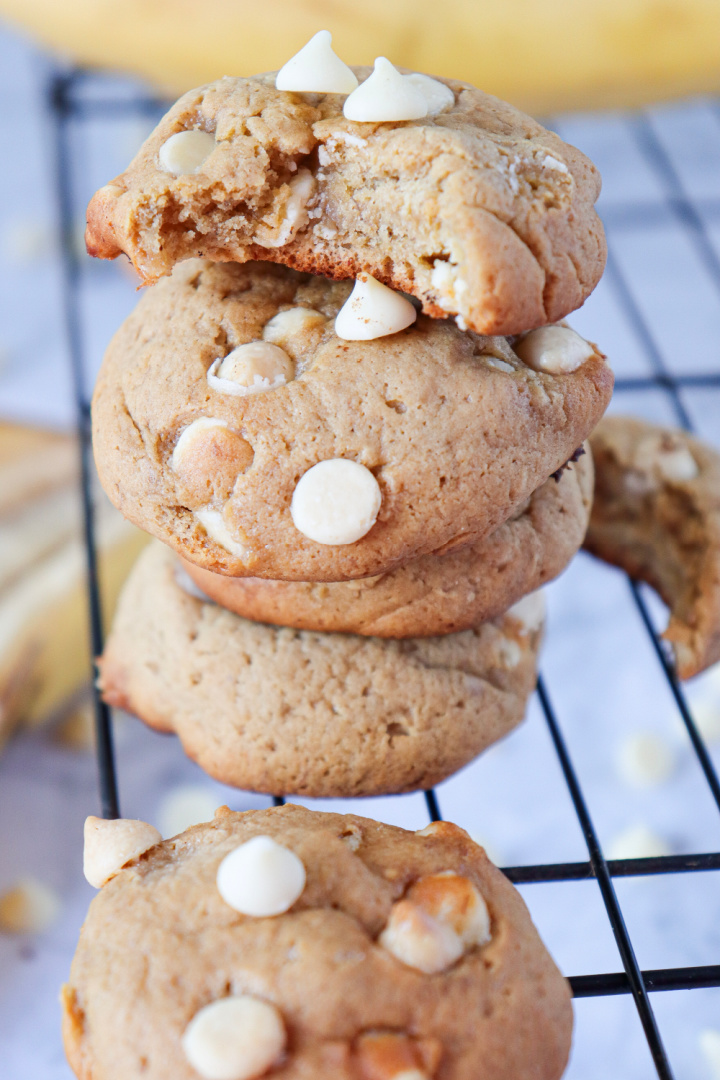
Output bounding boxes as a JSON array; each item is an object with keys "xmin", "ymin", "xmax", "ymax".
[{"xmin": 1, "ymin": 0, "xmax": 719, "ymax": 112}]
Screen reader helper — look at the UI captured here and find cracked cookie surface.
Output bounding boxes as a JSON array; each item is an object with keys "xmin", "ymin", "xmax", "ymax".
[
  {"xmin": 183, "ymin": 446, "xmax": 592, "ymax": 636},
  {"xmin": 98, "ymin": 543, "xmax": 543, "ymax": 796},
  {"xmin": 85, "ymin": 69, "xmax": 606, "ymax": 336},
  {"xmin": 91, "ymin": 260, "xmax": 612, "ymax": 582},
  {"xmin": 585, "ymin": 415, "xmax": 720, "ymax": 679},
  {"xmin": 62, "ymin": 803, "xmax": 572, "ymax": 1080}
]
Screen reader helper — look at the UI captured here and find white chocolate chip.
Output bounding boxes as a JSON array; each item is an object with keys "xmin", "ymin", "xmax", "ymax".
[
  {"xmin": 335, "ymin": 274, "xmax": 417, "ymax": 340},
  {"xmin": 83, "ymin": 816, "xmax": 162, "ymax": 889},
  {"xmin": 275, "ymin": 30, "xmax": 358, "ymax": 94},
  {"xmin": 262, "ymin": 306, "xmax": 326, "ymax": 348},
  {"xmin": 633, "ymin": 434, "xmax": 699, "ymax": 484},
  {"xmin": 615, "ymin": 732, "xmax": 675, "ymax": 789},
  {"xmin": 403, "ymin": 73, "xmax": 454, "ymax": 116},
  {"xmin": 542, "ymin": 154, "xmax": 569, "ymax": 174},
  {"xmin": 256, "ymin": 168, "xmax": 315, "ymax": 249},
  {"xmin": 0, "ymin": 877, "xmax": 60, "ymax": 933},
  {"xmin": 158, "ymin": 785, "xmax": 218, "ymax": 838},
  {"xmin": 216, "ymin": 835, "xmax": 306, "ymax": 917},
  {"xmin": 407, "ymin": 873, "xmax": 491, "ymax": 950},
  {"xmin": 158, "ymin": 130, "xmax": 216, "ymax": 176},
  {"xmin": 182, "ymin": 995, "xmax": 286, "ymax": 1080},
  {"xmin": 172, "ymin": 418, "xmax": 229, "ymax": 472},
  {"xmin": 344, "ymin": 57, "xmax": 428, "ymax": 122},
  {"xmin": 513, "ymin": 325, "xmax": 596, "ymax": 374},
  {"xmin": 485, "ymin": 357, "xmax": 515, "ymax": 373},
  {"xmin": 691, "ymin": 699, "xmax": 720, "ymax": 743},
  {"xmin": 195, "ymin": 508, "xmax": 248, "ymax": 559},
  {"xmin": 379, "ymin": 899, "xmax": 464, "ymax": 974},
  {"xmin": 700, "ymin": 1030, "xmax": 720, "ymax": 1080},
  {"xmin": 291, "ymin": 459, "xmax": 381, "ymax": 545},
  {"xmin": 496, "ymin": 637, "xmax": 521, "ymax": 668},
  {"xmin": 430, "ymin": 260, "xmax": 467, "ymax": 314},
  {"xmin": 207, "ymin": 342, "xmax": 294, "ymax": 396},
  {"xmin": 507, "ymin": 589, "xmax": 546, "ymax": 633},
  {"xmin": 605, "ymin": 823, "xmax": 671, "ymax": 861},
  {"xmin": 174, "ymin": 564, "xmax": 213, "ymax": 602}
]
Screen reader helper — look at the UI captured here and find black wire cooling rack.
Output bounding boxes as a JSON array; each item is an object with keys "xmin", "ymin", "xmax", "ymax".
[{"xmin": 48, "ymin": 68, "xmax": 720, "ymax": 1080}]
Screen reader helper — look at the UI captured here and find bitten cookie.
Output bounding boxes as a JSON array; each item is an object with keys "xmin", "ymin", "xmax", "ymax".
[
  {"xmin": 92, "ymin": 260, "xmax": 612, "ymax": 582},
  {"xmin": 585, "ymin": 415, "xmax": 720, "ymax": 679},
  {"xmin": 85, "ymin": 66, "xmax": 605, "ymax": 335},
  {"xmin": 183, "ymin": 447, "xmax": 592, "ymax": 636},
  {"xmin": 63, "ymin": 804, "xmax": 572, "ymax": 1080},
  {"xmin": 98, "ymin": 542, "xmax": 543, "ymax": 796}
]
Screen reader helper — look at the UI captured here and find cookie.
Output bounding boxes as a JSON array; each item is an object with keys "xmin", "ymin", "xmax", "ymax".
[
  {"xmin": 585, "ymin": 415, "xmax": 720, "ymax": 680},
  {"xmin": 183, "ymin": 446, "xmax": 592, "ymax": 636},
  {"xmin": 85, "ymin": 68, "xmax": 606, "ymax": 336},
  {"xmin": 92, "ymin": 260, "xmax": 612, "ymax": 582},
  {"xmin": 63, "ymin": 804, "xmax": 572, "ymax": 1080},
  {"xmin": 98, "ymin": 542, "xmax": 543, "ymax": 796}
]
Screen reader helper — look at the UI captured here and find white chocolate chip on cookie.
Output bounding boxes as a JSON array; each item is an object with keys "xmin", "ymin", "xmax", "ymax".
[
  {"xmin": 275, "ymin": 30, "xmax": 358, "ymax": 94},
  {"xmin": 633, "ymin": 434, "xmax": 699, "ymax": 484},
  {"xmin": 195, "ymin": 508, "xmax": 249, "ymax": 559},
  {"xmin": 172, "ymin": 418, "xmax": 229, "ymax": 471},
  {"xmin": 514, "ymin": 325, "xmax": 596, "ymax": 374},
  {"xmin": 83, "ymin": 816, "xmax": 162, "ymax": 889},
  {"xmin": 355, "ymin": 1032, "xmax": 440, "ymax": 1080},
  {"xmin": 344, "ymin": 57, "xmax": 428, "ymax": 122},
  {"xmin": 182, "ymin": 995, "xmax": 286, "ymax": 1080},
  {"xmin": 507, "ymin": 589, "xmax": 546, "ymax": 633},
  {"xmin": 172, "ymin": 419, "xmax": 254, "ymax": 505},
  {"xmin": 207, "ymin": 342, "xmax": 294, "ymax": 396},
  {"xmin": 158, "ymin": 130, "xmax": 216, "ymax": 176},
  {"xmin": 406, "ymin": 873, "xmax": 491, "ymax": 949},
  {"xmin": 379, "ymin": 899, "xmax": 464, "ymax": 974},
  {"xmin": 291, "ymin": 459, "xmax": 382, "ymax": 545},
  {"xmin": 404, "ymin": 73, "xmax": 455, "ymax": 116},
  {"xmin": 262, "ymin": 306, "xmax": 327, "ymax": 349},
  {"xmin": 335, "ymin": 274, "xmax": 417, "ymax": 340},
  {"xmin": 216, "ymin": 835, "xmax": 306, "ymax": 917}
]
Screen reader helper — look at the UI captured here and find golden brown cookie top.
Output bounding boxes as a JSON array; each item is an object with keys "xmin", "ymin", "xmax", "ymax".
[
  {"xmin": 86, "ymin": 68, "xmax": 605, "ymax": 334},
  {"xmin": 63, "ymin": 804, "xmax": 572, "ymax": 1080},
  {"xmin": 91, "ymin": 260, "xmax": 612, "ymax": 582}
]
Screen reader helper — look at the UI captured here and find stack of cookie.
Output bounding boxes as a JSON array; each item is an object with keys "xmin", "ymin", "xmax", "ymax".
[
  {"xmin": 62, "ymin": 32, "xmax": 616, "ymax": 1080},
  {"xmin": 86, "ymin": 32, "xmax": 613, "ymax": 799}
]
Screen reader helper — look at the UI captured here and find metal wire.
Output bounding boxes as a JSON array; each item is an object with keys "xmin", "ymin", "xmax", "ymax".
[{"xmin": 49, "ymin": 66, "xmax": 720, "ymax": 1079}]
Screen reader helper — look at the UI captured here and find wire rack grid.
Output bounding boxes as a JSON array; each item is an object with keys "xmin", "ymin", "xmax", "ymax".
[{"xmin": 48, "ymin": 68, "xmax": 720, "ymax": 1080}]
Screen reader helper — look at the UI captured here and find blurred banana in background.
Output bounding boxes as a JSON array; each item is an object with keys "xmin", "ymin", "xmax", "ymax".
[
  {"xmin": 0, "ymin": 422, "xmax": 147, "ymax": 751},
  {"xmin": 1, "ymin": 0, "xmax": 719, "ymax": 112}
]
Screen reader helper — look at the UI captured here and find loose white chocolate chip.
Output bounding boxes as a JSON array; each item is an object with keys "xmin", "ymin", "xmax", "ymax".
[
  {"xmin": 262, "ymin": 306, "xmax": 326, "ymax": 347},
  {"xmin": 0, "ymin": 877, "xmax": 60, "ymax": 933},
  {"xmin": 207, "ymin": 342, "xmax": 294, "ymax": 396},
  {"xmin": 407, "ymin": 873, "xmax": 491, "ymax": 949},
  {"xmin": 291, "ymin": 459, "xmax": 382, "ymax": 545},
  {"xmin": 216, "ymin": 835, "xmax": 306, "ymax": 917},
  {"xmin": 335, "ymin": 274, "xmax": 417, "ymax": 340},
  {"xmin": 605, "ymin": 823, "xmax": 671, "ymax": 861},
  {"xmin": 507, "ymin": 589, "xmax": 546, "ymax": 633},
  {"xmin": 700, "ymin": 1030, "xmax": 720, "ymax": 1080},
  {"xmin": 344, "ymin": 57, "xmax": 428, "ymax": 122},
  {"xmin": 379, "ymin": 899, "xmax": 464, "ymax": 974},
  {"xmin": 404, "ymin": 73, "xmax": 454, "ymax": 116},
  {"xmin": 182, "ymin": 995, "xmax": 286, "ymax": 1080},
  {"xmin": 158, "ymin": 130, "xmax": 216, "ymax": 176},
  {"xmin": 275, "ymin": 30, "xmax": 358, "ymax": 94},
  {"xmin": 158, "ymin": 785, "xmax": 218, "ymax": 838},
  {"xmin": 692, "ymin": 699, "xmax": 720, "ymax": 743},
  {"xmin": 172, "ymin": 418, "xmax": 229, "ymax": 472},
  {"xmin": 195, "ymin": 508, "xmax": 248, "ymax": 559},
  {"xmin": 83, "ymin": 816, "xmax": 162, "ymax": 889},
  {"xmin": 514, "ymin": 325, "xmax": 596, "ymax": 374},
  {"xmin": 615, "ymin": 732, "xmax": 675, "ymax": 789}
]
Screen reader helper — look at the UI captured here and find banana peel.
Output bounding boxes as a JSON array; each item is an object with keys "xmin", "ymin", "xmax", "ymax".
[
  {"xmin": 2, "ymin": 0, "xmax": 720, "ymax": 113},
  {"xmin": 0, "ymin": 422, "xmax": 148, "ymax": 749}
]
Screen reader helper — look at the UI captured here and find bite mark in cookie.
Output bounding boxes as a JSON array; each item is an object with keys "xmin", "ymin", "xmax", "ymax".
[
  {"xmin": 85, "ymin": 72, "xmax": 606, "ymax": 334},
  {"xmin": 585, "ymin": 415, "xmax": 720, "ymax": 679}
]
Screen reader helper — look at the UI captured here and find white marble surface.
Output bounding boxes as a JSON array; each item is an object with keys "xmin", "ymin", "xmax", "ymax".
[{"xmin": 0, "ymin": 22, "xmax": 719, "ymax": 1080}]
